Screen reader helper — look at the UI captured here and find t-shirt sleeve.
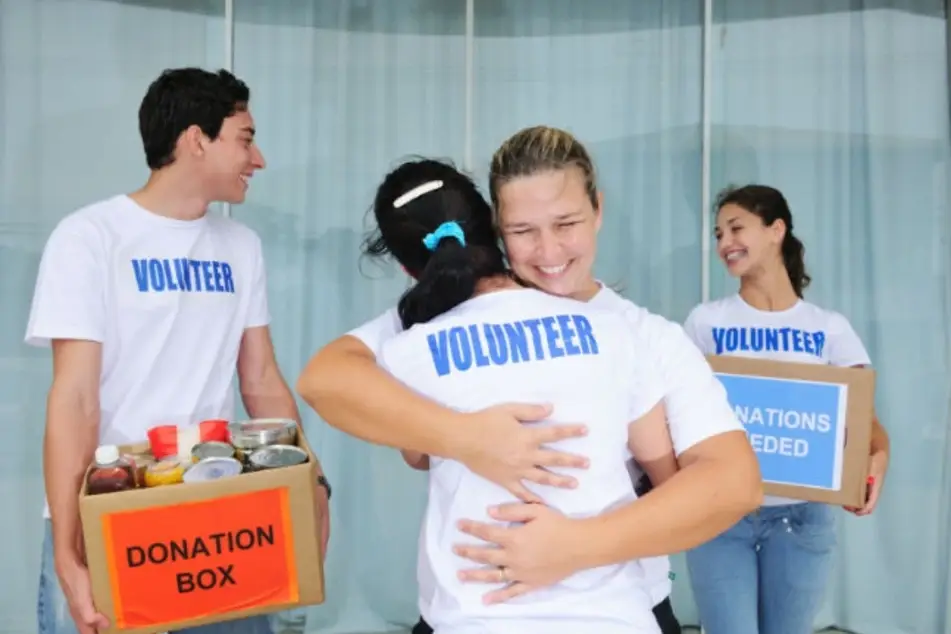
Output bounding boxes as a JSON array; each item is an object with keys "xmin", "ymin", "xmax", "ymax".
[
  {"xmin": 644, "ymin": 313, "xmax": 744, "ymax": 455},
  {"xmin": 682, "ymin": 305, "xmax": 710, "ymax": 353},
  {"xmin": 621, "ymin": 314, "xmax": 666, "ymax": 422},
  {"xmin": 346, "ymin": 307, "xmax": 402, "ymax": 357},
  {"xmin": 826, "ymin": 312, "xmax": 872, "ymax": 367},
  {"xmin": 25, "ymin": 216, "xmax": 107, "ymax": 347},
  {"xmin": 244, "ymin": 233, "xmax": 271, "ymax": 329}
]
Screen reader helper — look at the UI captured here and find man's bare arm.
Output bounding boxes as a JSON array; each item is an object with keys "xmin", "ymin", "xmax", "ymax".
[
  {"xmin": 45, "ymin": 340, "xmax": 101, "ymax": 570},
  {"xmin": 238, "ymin": 326, "xmax": 301, "ymax": 423}
]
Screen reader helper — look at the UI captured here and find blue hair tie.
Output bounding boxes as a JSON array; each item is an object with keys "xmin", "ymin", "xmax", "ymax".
[{"xmin": 423, "ymin": 221, "xmax": 466, "ymax": 251}]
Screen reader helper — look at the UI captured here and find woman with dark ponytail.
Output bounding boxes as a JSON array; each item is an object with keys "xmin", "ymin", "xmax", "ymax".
[
  {"xmin": 358, "ymin": 157, "xmax": 686, "ymax": 634},
  {"xmin": 363, "ymin": 158, "xmax": 508, "ymax": 330},
  {"xmin": 682, "ymin": 184, "xmax": 890, "ymax": 634}
]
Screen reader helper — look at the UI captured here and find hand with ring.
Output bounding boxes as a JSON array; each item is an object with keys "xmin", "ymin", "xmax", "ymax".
[
  {"xmin": 497, "ymin": 566, "xmax": 509, "ymax": 584},
  {"xmin": 453, "ymin": 502, "xmax": 580, "ymax": 605}
]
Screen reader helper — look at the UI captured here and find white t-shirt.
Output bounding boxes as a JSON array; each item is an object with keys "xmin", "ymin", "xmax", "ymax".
[
  {"xmin": 683, "ymin": 293, "xmax": 871, "ymax": 506},
  {"xmin": 588, "ymin": 287, "xmax": 674, "ymax": 606},
  {"xmin": 348, "ymin": 286, "xmax": 743, "ymax": 626},
  {"xmin": 377, "ymin": 288, "xmax": 664, "ymax": 634},
  {"xmin": 25, "ymin": 195, "xmax": 270, "ymax": 516}
]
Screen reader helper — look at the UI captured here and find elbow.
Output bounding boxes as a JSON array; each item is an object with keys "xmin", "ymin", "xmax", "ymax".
[
  {"xmin": 295, "ymin": 351, "xmax": 336, "ymax": 414},
  {"xmin": 401, "ymin": 451, "xmax": 430, "ymax": 471},
  {"xmin": 733, "ymin": 449, "xmax": 764, "ymax": 514}
]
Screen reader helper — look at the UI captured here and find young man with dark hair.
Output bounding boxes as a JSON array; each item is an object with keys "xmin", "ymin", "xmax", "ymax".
[{"xmin": 27, "ymin": 67, "xmax": 330, "ymax": 634}]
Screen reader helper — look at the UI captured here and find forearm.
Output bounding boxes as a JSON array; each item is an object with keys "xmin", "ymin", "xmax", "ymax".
[
  {"xmin": 870, "ymin": 415, "xmax": 889, "ymax": 456},
  {"xmin": 297, "ymin": 339, "xmax": 467, "ymax": 458},
  {"xmin": 241, "ymin": 372, "xmax": 332, "ymax": 478},
  {"xmin": 577, "ymin": 434, "xmax": 761, "ymax": 566},
  {"xmin": 240, "ymin": 370, "xmax": 301, "ymax": 424},
  {"xmin": 44, "ymin": 386, "xmax": 99, "ymax": 568}
]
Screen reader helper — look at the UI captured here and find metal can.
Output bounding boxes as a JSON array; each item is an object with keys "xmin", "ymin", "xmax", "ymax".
[
  {"xmin": 183, "ymin": 457, "xmax": 243, "ymax": 483},
  {"xmin": 229, "ymin": 420, "xmax": 297, "ymax": 465},
  {"xmin": 248, "ymin": 444, "xmax": 307, "ymax": 471},
  {"xmin": 191, "ymin": 440, "xmax": 235, "ymax": 464}
]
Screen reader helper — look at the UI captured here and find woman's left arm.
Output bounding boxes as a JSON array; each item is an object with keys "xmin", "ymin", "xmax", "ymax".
[
  {"xmin": 846, "ymin": 384, "xmax": 889, "ymax": 516},
  {"xmin": 829, "ymin": 308, "xmax": 890, "ymax": 516}
]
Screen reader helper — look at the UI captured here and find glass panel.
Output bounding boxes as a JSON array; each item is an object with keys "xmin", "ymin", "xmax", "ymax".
[
  {"xmin": 474, "ymin": 0, "xmax": 705, "ymax": 322},
  {"xmin": 708, "ymin": 2, "xmax": 950, "ymax": 632},
  {"xmin": 0, "ymin": 0, "xmax": 225, "ymax": 630},
  {"xmin": 231, "ymin": 1, "xmax": 467, "ymax": 630}
]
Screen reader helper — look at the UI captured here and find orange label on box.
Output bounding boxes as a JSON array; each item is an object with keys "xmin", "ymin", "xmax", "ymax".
[{"xmin": 101, "ymin": 487, "xmax": 299, "ymax": 629}]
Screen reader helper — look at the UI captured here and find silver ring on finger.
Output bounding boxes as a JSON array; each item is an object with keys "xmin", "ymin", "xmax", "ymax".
[{"xmin": 498, "ymin": 566, "xmax": 508, "ymax": 584}]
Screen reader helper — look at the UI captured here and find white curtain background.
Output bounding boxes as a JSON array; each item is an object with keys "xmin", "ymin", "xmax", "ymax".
[{"xmin": 1, "ymin": 1, "xmax": 948, "ymax": 633}]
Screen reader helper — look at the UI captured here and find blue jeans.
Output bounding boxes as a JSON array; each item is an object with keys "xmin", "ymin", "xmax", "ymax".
[
  {"xmin": 38, "ymin": 520, "xmax": 278, "ymax": 634},
  {"xmin": 686, "ymin": 503, "xmax": 836, "ymax": 634}
]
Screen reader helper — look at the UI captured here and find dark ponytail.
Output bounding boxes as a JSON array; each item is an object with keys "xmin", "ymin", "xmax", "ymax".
[
  {"xmin": 715, "ymin": 184, "xmax": 811, "ymax": 298},
  {"xmin": 398, "ymin": 230, "xmax": 507, "ymax": 329},
  {"xmin": 363, "ymin": 159, "xmax": 508, "ymax": 330},
  {"xmin": 780, "ymin": 231, "xmax": 811, "ymax": 298}
]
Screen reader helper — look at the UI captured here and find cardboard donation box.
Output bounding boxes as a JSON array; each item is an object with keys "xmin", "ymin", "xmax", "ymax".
[
  {"xmin": 79, "ymin": 432, "xmax": 325, "ymax": 634},
  {"xmin": 707, "ymin": 356, "xmax": 875, "ymax": 506}
]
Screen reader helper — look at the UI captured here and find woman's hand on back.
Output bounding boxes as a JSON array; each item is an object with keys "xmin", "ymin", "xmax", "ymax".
[
  {"xmin": 453, "ymin": 502, "xmax": 580, "ymax": 603},
  {"xmin": 454, "ymin": 403, "xmax": 590, "ymax": 503}
]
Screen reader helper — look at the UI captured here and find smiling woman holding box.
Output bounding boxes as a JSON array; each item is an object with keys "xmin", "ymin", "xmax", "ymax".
[{"xmin": 682, "ymin": 184, "xmax": 890, "ymax": 634}]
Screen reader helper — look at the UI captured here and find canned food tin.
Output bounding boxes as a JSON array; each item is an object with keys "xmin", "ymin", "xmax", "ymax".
[
  {"xmin": 191, "ymin": 440, "xmax": 235, "ymax": 464},
  {"xmin": 183, "ymin": 457, "xmax": 243, "ymax": 483},
  {"xmin": 248, "ymin": 444, "xmax": 307, "ymax": 471},
  {"xmin": 229, "ymin": 419, "xmax": 297, "ymax": 453}
]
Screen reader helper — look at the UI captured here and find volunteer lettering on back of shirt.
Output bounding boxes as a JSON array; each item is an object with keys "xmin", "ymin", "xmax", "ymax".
[
  {"xmin": 349, "ymin": 284, "xmax": 731, "ymax": 615},
  {"xmin": 379, "ymin": 290, "xmax": 666, "ymax": 634}
]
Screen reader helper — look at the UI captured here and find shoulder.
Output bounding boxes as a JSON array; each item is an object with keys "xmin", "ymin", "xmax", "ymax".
[
  {"xmin": 205, "ymin": 215, "xmax": 263, "ymax": 247},
  {"xmin": 53, "ymin": 197, "xmax": 126, "ymax": 235},
  {"xmin": 685, "ymin": 296, "xmax": 738, "ymax": 326},
  {"xmin": 349, "ymin": 307, "xmax": 403, "ymax": 357},
  {"xmin": 41, "ymin": 197, "xmax": 127, "ymax": 256},
  {"xmin": 797, "ymin": 300, "xmax": 870, "ymax": 366},
  {"xmin": 796, "ymin": 300, "xmax": 852, "ymax": 330}
]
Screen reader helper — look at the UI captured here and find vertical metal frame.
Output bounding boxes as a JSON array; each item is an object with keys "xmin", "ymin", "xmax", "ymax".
[
  {"xmin": 222, "ymin": 0, "xmax": 235, "ymax": 218},
  {"xmin": 700, "ymin": 0, "xmax": 713, "ymax": 303}
]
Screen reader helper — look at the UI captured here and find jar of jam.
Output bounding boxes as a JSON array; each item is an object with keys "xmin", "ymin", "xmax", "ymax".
[
  {"xmin": 144, "ymin": 457, "xmax": 186, "ymax": 487},
  {"xmin": 87, "ymin": 445, "xmax": 136, "ymax": 495}
]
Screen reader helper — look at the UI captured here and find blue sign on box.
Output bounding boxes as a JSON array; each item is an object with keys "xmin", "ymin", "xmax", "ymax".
[{"xmin": 715, "ymin": 373, "xmax": 848, "ymax": 490}]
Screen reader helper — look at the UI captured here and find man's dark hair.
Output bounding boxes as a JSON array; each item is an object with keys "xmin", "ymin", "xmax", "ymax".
[{"xmin": 138, "ymin": 68, "xmax": 250, "ymax": 170}]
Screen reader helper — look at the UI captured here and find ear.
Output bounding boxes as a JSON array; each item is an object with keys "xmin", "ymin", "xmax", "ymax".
[
  {"xmin": 180, "ymin": 124, "xmax": 209, "ymax": 159},
  {"xmin": 770, "ymin": 218, "xmax": 787, "ymax": 245},
  {"xmin": 593, "ymin": 190, "xmax": 604, "ymax": 233}
]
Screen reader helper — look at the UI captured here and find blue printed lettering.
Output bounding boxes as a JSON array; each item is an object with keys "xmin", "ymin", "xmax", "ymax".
[
  {"xmin": 130, "ymin": 258, "xmax": 237, "ymax": 293},
  {"xmin": 573, "ymin": 315, "xmax": 598, "ymax": 354},
  {"xmin": 522, "ymin": 318, "xmax": 545, "ymax": 360},
  {"xmin": 711, "ymin": 326, "xmax": 826, "ymax": 359},
  {"xmin": 484, "ymin": 324, "xmax": 508, "ymax": 365},
  {"xmin": 541, "ymin": 317, "xmax": 565, "ymax": 358},
  {"xmin": 557, "ymin": 314, "xmax": 582, "ymax": 355},
  {"xmin": 502, "ymin": 323, "xmax": 530, "ymax": 362},
  {"xmin": 467, "ymin": 325, "xmax": 492, "ymax": 368},
  {"xmin": 449, "ymin": 327, "xmax": 473, "ymax": 371},
  {"xmin": 427, "ymin": 331, "xmax": 451, "ymax": 376},
  {"xmin": 428, "ymin": 313, "xmax": 600, "ymax": 377}
]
